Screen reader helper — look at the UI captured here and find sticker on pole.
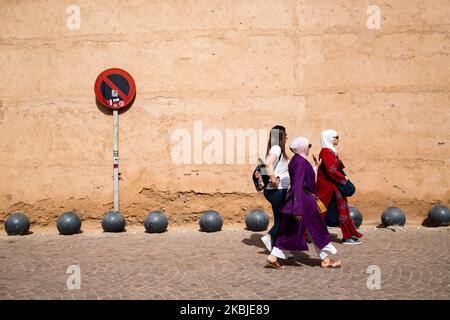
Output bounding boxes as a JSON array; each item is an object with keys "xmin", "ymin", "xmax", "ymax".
[{"xmin": 94, "ymin": 68, "xmax": 136, "ymax": 109}]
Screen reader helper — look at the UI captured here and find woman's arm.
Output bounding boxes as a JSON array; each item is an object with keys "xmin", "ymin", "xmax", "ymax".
[
  {"xmin": 312, "ymin": 154, "xmax": 322, "ymax": 183},
  {"xmin": 265, "ymin": 152, "xmax": 280, "ymax": 188}
]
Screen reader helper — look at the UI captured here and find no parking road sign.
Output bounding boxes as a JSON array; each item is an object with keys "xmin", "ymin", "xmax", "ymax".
[
  {"xmin": 94, "ymin": 68, "xmax": 136, "ymax": 212},
  {"xmin": 94, "ymin": 68, "xmax": 136, "ymax": 109}
]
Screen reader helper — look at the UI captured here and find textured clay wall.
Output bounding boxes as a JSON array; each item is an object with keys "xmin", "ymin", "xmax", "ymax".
[{"xmin": 0, "ymin": 0, "xmax": 449, "ymax": 227}]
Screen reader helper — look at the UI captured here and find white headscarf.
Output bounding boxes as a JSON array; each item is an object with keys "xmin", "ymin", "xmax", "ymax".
[
  {"xmin": 289, "ymin": 137, "xmax": 310, "ymax": 159},
  {"xmin": 320, "ymin": 129, "xmax": 338, "ymax": 153}
]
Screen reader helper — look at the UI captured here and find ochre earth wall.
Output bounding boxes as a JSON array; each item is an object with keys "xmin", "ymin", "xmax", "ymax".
[{"xmin": 1, "ymin": 0, "xmax": 449, "ymax": 226}]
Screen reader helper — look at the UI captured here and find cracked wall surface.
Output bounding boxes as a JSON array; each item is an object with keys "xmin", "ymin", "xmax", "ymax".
[{"xmin": 1, "ymin": 0, "xmax": 449, "ymax": 227}]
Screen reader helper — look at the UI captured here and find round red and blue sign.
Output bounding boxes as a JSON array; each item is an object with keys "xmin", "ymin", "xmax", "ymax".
[{"xmin": 94, "ymin": 68, "xmax": 136, "ymax": 109}]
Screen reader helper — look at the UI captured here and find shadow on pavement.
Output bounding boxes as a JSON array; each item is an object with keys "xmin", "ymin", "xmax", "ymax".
[
  {"xmin": 242, "ymin": 233, "xmax": 333, "ymax": 268},
  {"xmin": 329, "ymin": 232, "xmax": 342, "ymax": 244},
  {"xmin": 241, "ymin": 233, "xmax": 266, "ymax": 249}
]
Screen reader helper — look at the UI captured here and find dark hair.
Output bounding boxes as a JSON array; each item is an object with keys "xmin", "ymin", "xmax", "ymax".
[{"xmin": 266, "ymin": 125, "xmax": 288, "ymax": 160}]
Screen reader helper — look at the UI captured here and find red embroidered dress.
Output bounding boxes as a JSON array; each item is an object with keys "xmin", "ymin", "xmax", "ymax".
[{"xmin": 316, "ymin": 148, "xmax": 362, "ymax": 240}]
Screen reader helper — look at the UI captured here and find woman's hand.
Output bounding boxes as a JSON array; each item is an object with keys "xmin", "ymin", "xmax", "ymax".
[
  {"xmin": 270, "ymin": 177, "xmax": 280, "ymax": 188},
  {"xmin": 313, "ymin": 154, "xmax": 322, "ymax": 167}
]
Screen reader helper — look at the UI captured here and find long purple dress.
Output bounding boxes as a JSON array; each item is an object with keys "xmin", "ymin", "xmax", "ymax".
[{"xmin": 274, "ymin": 154, "xmax": 332, "ymax": 252}]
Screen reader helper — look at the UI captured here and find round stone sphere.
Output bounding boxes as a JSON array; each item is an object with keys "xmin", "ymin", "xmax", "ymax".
[
  {"xmin": 245, "ymin": 209, "xmax": 269, "ymax": 231},
  {"xmin": 57, "ymin": 212, "xmax": 82, "ymax": 235},
  {"xmin": 428, "ymin": 205, "xmax": 450, "ymax": 227},
  {"xmin": 199, "ymin": 211, "xmax": 223, "ymax": 233},
  {"xmin": 381, "ymin": 207, "xmax": 406, "ymax": 227},
  {"xmin": 101, "ymin": 211, "xmax": 126, "ymax": 232},
  {"xmin": 5, "ymin": 213, "xmax": 30, "ymax": 236},
  {"xmin": 144, "ymin": 211, "xmax": 169, "ymax": 233},
  {"xmin": 349, "ymin": 206, "xmax": 363, "ymax": 229}
]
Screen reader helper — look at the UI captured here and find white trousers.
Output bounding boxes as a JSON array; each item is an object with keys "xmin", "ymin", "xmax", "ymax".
[{"xmin": 271, "ymin": 242, "xmax": 337, "ymax": 260}]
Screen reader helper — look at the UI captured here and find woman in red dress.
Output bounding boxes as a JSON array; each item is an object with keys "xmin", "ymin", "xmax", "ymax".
[{"xmin": 316, "ymin": 130, "xmax": 363, "ymax": 245}]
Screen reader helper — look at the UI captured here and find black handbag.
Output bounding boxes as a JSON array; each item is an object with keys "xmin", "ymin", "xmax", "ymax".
[
  {"xmin": 337, "ymin": 179, "xmax": 356, "ymax": 197},
  {"xmin": 335, "ymin": 167, "xmax": 356, "ymax": 197},
  {"xmin": 252, "ymin": 165, "xmax": 270, "ymax": 192},
  {"xmin": 252, "ymin": 155, "xmax": 281, "ymax": 192}
]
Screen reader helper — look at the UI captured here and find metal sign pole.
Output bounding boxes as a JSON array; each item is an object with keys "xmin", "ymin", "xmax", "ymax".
[
  {"xmin": 95, "ymin": 68, "xmax": 136, "ymax": 213},
  {"xmin": 113, "ymin": 109, "xmax": 119, "ymax": 212}
]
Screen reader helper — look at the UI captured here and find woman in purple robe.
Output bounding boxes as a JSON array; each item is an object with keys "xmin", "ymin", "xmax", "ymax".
[{"xmin": 266, "ymin": 137, "xmax": 342, "ymax": 269}]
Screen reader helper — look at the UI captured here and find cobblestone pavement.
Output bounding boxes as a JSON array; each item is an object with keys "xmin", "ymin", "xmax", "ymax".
[{"xmin": 0, "ymin": 225, "xmax": 449, "ymax": 300}]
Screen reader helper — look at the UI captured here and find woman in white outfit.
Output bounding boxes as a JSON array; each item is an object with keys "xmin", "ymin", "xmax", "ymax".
[{"xmin": 255, "ymin": 125, "xmax": 291, "ymax": 257}]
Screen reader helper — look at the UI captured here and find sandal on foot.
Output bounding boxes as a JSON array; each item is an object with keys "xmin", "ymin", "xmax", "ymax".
[
  {"xmin": 266, "ymin": 258, "xmax": 284, "ymax": 269},
  {"xmin": 321, "ymin": 259, "xmax": 342, "ymax": 268}
]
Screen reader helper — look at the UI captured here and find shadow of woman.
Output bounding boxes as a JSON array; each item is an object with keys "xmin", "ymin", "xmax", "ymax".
[
  {"xmin": 241, "ymin": 233, "xmax": 267, "ymax": 249},
  {"xmin": 242, "ymin": 233, "xmax": 330, "ymax": 268}
]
